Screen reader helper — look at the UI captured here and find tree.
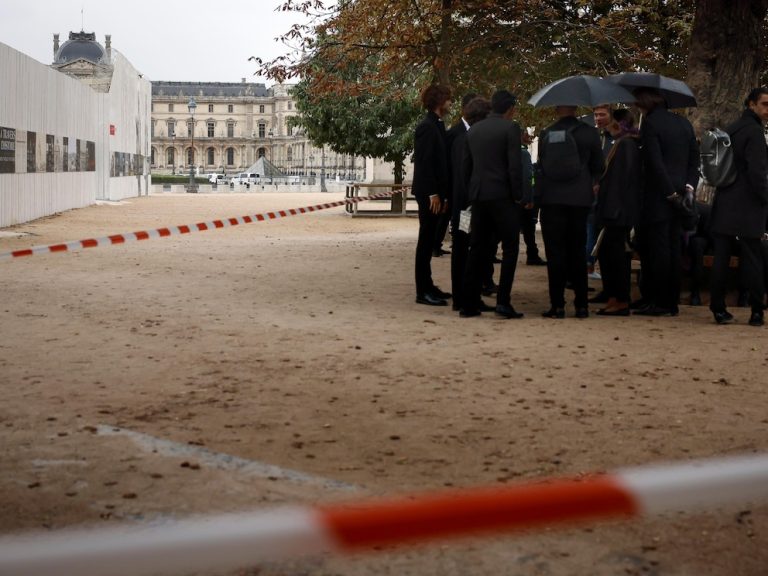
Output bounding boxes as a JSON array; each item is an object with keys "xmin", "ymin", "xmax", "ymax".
[{"xmin": 686, "ymin": 0, "xmax": 768, "ymax": 135}]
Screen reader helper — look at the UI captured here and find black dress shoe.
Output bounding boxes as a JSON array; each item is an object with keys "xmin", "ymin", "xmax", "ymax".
[
  {"xmin": 493, "ymin": 256, "xmax": 503, "ymax": 263},
  {"xmin": 430, "ymin": 286, "xmax": 452, "ymax": 299},
  {"xmin": 630, "ymin": 298, "xmax": 649, "ymax": 310},
  {"xmin": 633, "ymin": 306, "xmax": 674, "ymax": 317},
  {"xmin": 712, "ymin": 310, "xmax": 734, "ymax": 325},
  {"xmin": 588, "ymin": 291, "xmax": 609, "ymax": 304},
  {"xmin": 432, "ymin": 248, "xmax": 450, "ymax": 257},
  {"xmin": 459, "ymin": 308, "xmax": 481, "ymax": 318},
  {"xmin": 495, "ymin": 304, "xmax": 524, "ymax": 319},
  {"xmin": 477, "ymin": 300, "xmax": 496, "ymax": 312},
  {"xmin": 596, "ymin": 307, "xmax": 630, "ymax": 316},
  {"xmin": 575, "ymin": 307, "xmax": 589, "ymax": 319},
  {"xmin": 416, "ymin": 293, "xmax": 447, "ymax": 306},
  {"xmin": 748, "ymin": 310, "xmax": 764, "ymax": 326},
  {"xmin": 526, "ymin": 256, "xmax": 547, "ymax": 266},
  {"xmin": 541, "ymin": 307, "xmax": 565, "ymax": 319},
  {"xmin": 482, "ymin": 282, "xmax": 498, "ymax": 296}
]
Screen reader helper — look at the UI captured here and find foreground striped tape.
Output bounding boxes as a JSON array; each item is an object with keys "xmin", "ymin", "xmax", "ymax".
[
  {"xmin": 0, "ymin": 190, "xmax": 398, "ymax": 261},
  {"xmin": 1, "ymin": 453, "xmax": 766, "ymax": 576}
]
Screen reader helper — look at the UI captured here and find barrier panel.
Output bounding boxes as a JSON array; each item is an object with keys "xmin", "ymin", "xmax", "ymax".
[{"xmin": 0, "ymin": 453, "xmax": 766, "ymax": 576}]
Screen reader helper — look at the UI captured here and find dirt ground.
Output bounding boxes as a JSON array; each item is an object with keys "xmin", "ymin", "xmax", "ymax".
[{"xmin": 0, "ymin": 192, "xmax": 766, "ymax": 576}]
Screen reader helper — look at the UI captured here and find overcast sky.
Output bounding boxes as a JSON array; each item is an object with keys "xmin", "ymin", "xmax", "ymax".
[{"xmin": 1, "ymin": 0, "xmax": 309, "ymax": 85}]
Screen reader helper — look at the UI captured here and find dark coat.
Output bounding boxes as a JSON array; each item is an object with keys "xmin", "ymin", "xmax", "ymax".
[
  {"xmin": 446, "ymin": 120, "xmax": 468, "ymax": 229},
  {"xmin": 536, "ymin": 116, "xmax": 603, "ymax": 207},
  {"xmin": 711, "ymin": 109, "xmax": 768, "ymax": 238},
  {"xmin": 640, "ymin": 107, "xmax": 700, "ymax": 223},
  {"xmin": 596, "ymin": 136, "xmax": 642, "ymax": 228},
  {"xmin": 412, "ymin": 111, "xmax": 449, "ymax": 204},
  {"xmin": 462, "ymin": 112, "xmax": 524, "ymax": 204}
]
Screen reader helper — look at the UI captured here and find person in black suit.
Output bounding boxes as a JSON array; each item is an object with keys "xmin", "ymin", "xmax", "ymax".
[
  {"xmin": 633, "ymin": 87, "xmax": 700, "ymax": 317},
  {"xmin": 460, "ymin": 90, "xmax": 529, "ymax": 318},
  {"xmin": 594, "ymin": 109, "xmax": 642, "ymax": 316},
  {"xmin": 448, "ymin": 94, "xmax": 495, "ymax": 312},
  {"xmin": 537, "ymin": 106, "xmax": 604, "ymax": 319},
  {"xmin": 709, "ymin": 87, "xmax": 768, "ymax": 326},
  {"xmin": 412, "ymin": 84, "xmax": 453, "ymax": 306}
]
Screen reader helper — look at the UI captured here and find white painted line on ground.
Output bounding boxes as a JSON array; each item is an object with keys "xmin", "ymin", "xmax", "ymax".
[{"xmin": 96, "ymin": 425, "xmax": 358, "ymax": 492}]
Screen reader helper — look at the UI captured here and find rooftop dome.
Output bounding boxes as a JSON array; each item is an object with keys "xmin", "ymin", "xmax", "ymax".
[{"xmin": 54, "ymin": 31, "xmax": 107, "ymax": 65}]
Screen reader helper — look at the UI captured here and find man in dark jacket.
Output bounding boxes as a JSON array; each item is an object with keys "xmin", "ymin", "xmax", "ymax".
[
  {"xmin": 709, "ymin": 87, "xmax": 768, "ymax": 326},
  {"xmin": 447, "ymin": 94, "xmax": 494, "ymax": 312},
  {"xmin": 634, "ymin": 87, "xmax": 700, "ymax": 316},
  {"xmin": 537, "ymin": 105, "xmax": 603, "ymax": 318},
  {"xmin": 412, "ymin": 84, "xmax": 452, "ymax": 306},
  {"xmin": 460, "ymin": 90, "xmax": 529, "ymax": 318}
]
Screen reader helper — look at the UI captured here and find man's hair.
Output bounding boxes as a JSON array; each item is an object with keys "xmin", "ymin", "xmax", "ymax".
[
  {"xmin": 464, "ymin": 97, "xmax": 491, "ymax": 125},
  {"xmin": 490, "ymin": 90, "xmax": 517, "ymax": 114},
  {"xmin": 744, "ymin": 87, "xmax": 768, "ymax": 107},
  {"xmin": 461, "ymin": 92, "xmax": 479, "ymax": 110},
  {"xmin": 633, "ymin": 87, "xmax": 666, "ymax": 112},
  {"xmin": 421, "ymin": 84, "xmax": 452, "ymax": 111}
]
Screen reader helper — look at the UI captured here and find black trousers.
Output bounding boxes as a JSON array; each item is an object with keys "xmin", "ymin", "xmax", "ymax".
[
  {"xmin": 688, "ymin": 235, "xmax": 710, "ymax": 293},
  {"xmin": 598, "ymin": 225, "xmax": 632, "ymax": 303},
  {"xmin": 451, "ymin": 229, "xmax": 470, "ymax": 309},
  {"xmin": 710, "ymin": 234, "xmax": 766, "ymax": 313},
  {"xmin": 463, "ymin": 198, "xmax": 521, "ymax": 309},
  {"xmin": 433, "ymin": 210, "xmax": 451, "ymax": 251},
  {"xmin": 646, "ymin": 217, "xmax": 682, "ymax": 310},
  {"xmin": 541, "ymin": 205, "xmax": 590, "ymax": 309},
  {"xmin": 415, "ymin": 200, "xmax": 440, "ymax": 295},
  {"xmin": 520, "ymin": 206, "xmax": 541, "ymax": 259}
]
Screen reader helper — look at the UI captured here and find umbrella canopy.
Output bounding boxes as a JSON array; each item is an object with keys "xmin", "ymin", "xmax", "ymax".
[
  {"xmin": 528, "ymin": 75, "xmax": 637, "ymax": 108},
  {"xmin": 606, "ymin": 72, "xmax": 697, "ymax": 108}
]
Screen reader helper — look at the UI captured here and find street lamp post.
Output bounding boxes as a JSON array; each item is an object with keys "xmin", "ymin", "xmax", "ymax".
[
  {"xmin": 170, "ymin": 132, "xmax": 175, "ymax": 175},
  {"xmin": 186, "ymin": 97, "xmax": 198, "ymax": 193},
  {"xmin": 320, "ymin": 145, "xmax": 327, "ymax": 193}
]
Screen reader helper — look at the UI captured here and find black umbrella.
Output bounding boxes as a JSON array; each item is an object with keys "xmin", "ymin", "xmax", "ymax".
[
  {"xmin": 606, "ymin": 72, "xmax": 697, "ymax": 108},
  {"xmin": 528, "ymin": 75, "xmax": 636, "ymax": 108}
]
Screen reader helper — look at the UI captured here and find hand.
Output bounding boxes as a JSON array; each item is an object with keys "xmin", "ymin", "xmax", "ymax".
[
  {"xmin": 429, "ymin": 195, "xmax": 441, "ymax": 214},
  {"xmin": 440, "ymin": 199, "xmax": 449, "ymax": 214},
  {"xmin": 682, "ymin": 190, "xmax": 694, "ymax": 210},
  {"xmin": 592, "ymin": 184, "xmax": 600, "ymax": 196}
]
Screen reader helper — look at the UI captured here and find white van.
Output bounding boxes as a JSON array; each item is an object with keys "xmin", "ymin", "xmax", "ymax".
[
  {"xmin": 230, "ymin": 172, "xmax": 259, "ymax": 185},
  {"xmin": 208, "ymin": 173, "xmax": 227, "ymax": 184}
]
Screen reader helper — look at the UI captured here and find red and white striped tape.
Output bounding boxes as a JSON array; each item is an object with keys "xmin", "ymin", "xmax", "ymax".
[
  {"xmin": 0, "ymin": 190, "xmax": 398, "ymax": 261},
  {"xmin": 0, "ymin": 453, "xmax": 766, "ymax": 576}
]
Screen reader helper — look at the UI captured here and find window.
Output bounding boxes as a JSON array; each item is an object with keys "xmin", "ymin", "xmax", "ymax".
[
  {"xmin": 227, "ymin": 122, "xmax": 234, "ymax": 138},
  {"xmin": 187, "ymin": 121, "xmax": 194, "ymax": 137},
  {"xmin": 207, "ymin": 122, "xmax": 215, "ymax": 137},
  {"xmin": 187, "ymin": 148, "xmax": 194, "ymax": 165},
  {"xmin": 259, "ymin": 104, "xmax": 265, "ymax": 113},
  {"xmin": 288, "ymin": 102, "xmax": 292, "ymax": 110},
  {"xmin": 167, "ymin": 120, "xmax": 175, "ymax": 137},
  {"xmin": 167, "ymin": 148, "xmax": 175, "ymax": 166},
  {"xmin": 151, "ymin": 122, "xmax": 155, "ymax": 138},
  {"xmin": 151, "ymin": 147, "xmax": 156, "ymax": 165},
  {"xmin": 226, "ymin": 147, "xmax": 234, "ymax": 165},
  {"xmin": 258, "ymin": 147, "xmax": 266, "ymax": 158},
  {"xmin": 288, "ymin": 125, "xmax": 293, "ymax": 136},
  {"xmin": 258, "ymin": 123, "xmax": 265, "ymax": 138},
  {"xmin": 287, "ymin": 147, "xmax": 293, "ymax": 161},
  {"xmin": 228, "ymin": 104, "xmax": 234, "ymax": 113},
  {"xmin": 208, "ymin": 104, "xmax": 214, "ymax": 113},
  {"xmin": 169, "ymin": 103, "xmax": 174, "ymax": 112},
  {"xmin": 207, "ymin": 148, "xmax": 215, "ymax": 165}
]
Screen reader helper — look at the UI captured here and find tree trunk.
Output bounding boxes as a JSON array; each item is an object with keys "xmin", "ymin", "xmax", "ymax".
[
  {"xmin": 686, "ymin": 0, "xmax": 768, "ymax": 136},
  {"xmin": 434, "ymin": 0, "xmax": 453, "ymax": 86}
]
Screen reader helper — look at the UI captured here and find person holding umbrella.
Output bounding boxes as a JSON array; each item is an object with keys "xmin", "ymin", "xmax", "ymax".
[{"xmin": 529, "ymin": 75, "xmax": 633, "ymax": 318}]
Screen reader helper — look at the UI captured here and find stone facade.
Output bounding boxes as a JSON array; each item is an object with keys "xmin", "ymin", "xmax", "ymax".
[{"xmin": 150, "ymin": 80, "xmax": 365, "ymax": 180}]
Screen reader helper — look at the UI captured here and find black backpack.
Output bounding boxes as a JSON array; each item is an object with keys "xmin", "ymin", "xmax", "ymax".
[
  {"xmin": 700, "ymin": 127, "xmax": 737, "ymax": 188},
  {"xmin": 540, "ymin": 124, "xmax": 582, "ymax": 181}
]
